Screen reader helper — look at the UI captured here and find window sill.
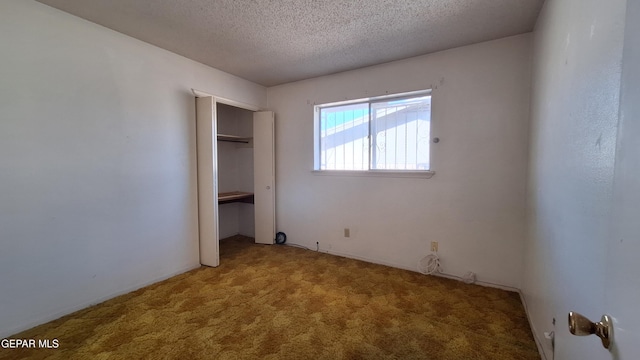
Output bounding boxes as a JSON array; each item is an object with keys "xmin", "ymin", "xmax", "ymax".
[{"xmin": 311, "ymin": 170, "xmax": 435, "ymax": 179}]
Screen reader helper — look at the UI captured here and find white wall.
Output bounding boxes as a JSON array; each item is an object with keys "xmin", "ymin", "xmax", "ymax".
[
  {"xmin": 0, "ymin": 0, "xmax": 266, "ymax": 338},
  {"xmin": 608, "ymin": 2, "xmax": 640, "ymax": 357},
  {"xmin": 267, "ymin": 34, "xmax": 532, "ymax": 288},
  {"xmin": 522, "ymin": 0, "xmax": 627, "ymax": 358}
]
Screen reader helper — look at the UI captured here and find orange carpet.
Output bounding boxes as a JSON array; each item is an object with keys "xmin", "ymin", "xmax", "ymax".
[{"xmin": 2, "ymin": 235, "xmax": 538, "ymax": 359}]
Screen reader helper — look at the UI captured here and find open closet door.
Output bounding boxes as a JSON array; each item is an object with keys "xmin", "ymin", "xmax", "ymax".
[
  {"xmin": 253, "ymin": 111, "xmax": 275, "ymax": 244},
  {"xmin": 196, "ymin": 96, "xmax": 219, "ymax": 266}
]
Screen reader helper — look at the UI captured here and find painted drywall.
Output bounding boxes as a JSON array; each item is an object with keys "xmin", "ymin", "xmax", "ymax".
[
  {"xmin": 522, "ymin": 0, "xmax": 626, "ymax": 358},
  {"xmin": 0, "ymin": 0, "xmax": 266, "ymax": 338},
  {"xmin": 607, "ymin": 1, "xmax": 640, "ymax": 357},
  {"xmin": 267, "ymin": 34, "xmax": 532, "ymax": 288},
  {"xmin": 216, "ymin": 104, "xmax": 255, "ymax": 239}
]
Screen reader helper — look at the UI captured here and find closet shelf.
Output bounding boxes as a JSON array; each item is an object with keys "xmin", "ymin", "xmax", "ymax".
[
  {"xmin": 218, "ymin": 191, "xmax": 254, "ymax": 205},
  {"xmin": 217, "ymin": 134, "xmax": 252, "ymax": 143}
]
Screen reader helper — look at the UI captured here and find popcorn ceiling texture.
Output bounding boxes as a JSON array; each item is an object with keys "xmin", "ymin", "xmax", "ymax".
[
  {"xmin": 36, "ymin": 0, "xmax": 543, "ymax": 86},
  {"xmin": 4, "ymin": 236, "xmax": 538, "ymax": 359}
]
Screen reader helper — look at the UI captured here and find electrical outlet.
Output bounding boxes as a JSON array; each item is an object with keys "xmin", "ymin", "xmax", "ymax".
[
  {"xmin": 344, "ymin": 228, "xmax": 350, "ymax": 237},
  {"xmin": 430, "ymin": 241, "xmax": 438, "ymax": 252}
]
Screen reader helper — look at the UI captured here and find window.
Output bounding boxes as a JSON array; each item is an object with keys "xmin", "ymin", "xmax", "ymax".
[{"xmin": 314, "ymin": 90, "xmax": 432, "ymax": 175}]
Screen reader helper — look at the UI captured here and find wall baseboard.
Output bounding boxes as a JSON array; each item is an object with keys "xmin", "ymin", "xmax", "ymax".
[
  {"xmin": 321, "ymin": 246, "xmax": 518, "ymax": 291},
  {"xmin": 518, "ymin": 291, "xmax": 549, "ymax": 360},
  {"xmin": 1, "ymin": 262, "xmax": 201, "ymax": 339}
]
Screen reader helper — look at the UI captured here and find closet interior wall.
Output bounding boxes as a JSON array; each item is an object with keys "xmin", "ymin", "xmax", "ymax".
[{"xmin": 216, "ymin": 103, "xmax": 255, "ymax": 239}]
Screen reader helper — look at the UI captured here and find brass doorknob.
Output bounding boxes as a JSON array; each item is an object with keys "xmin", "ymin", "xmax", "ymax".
[{"xmin": 568, "ymin": 311, "xmax": 613, "ymax": 349}]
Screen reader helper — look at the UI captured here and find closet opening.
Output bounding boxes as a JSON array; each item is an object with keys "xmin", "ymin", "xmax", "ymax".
[
  {"xmin": 216, "ymin": 103, "xmax": 256, "ymax": 248},
  {"xmin": 194, "ymin": 91, "xmax": 275, "ymax": 267}
]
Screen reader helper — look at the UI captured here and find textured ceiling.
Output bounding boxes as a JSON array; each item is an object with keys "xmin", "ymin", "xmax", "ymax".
[{"xmin": 36, "ymin": 0, "xmax": 544, "ymax": 86}]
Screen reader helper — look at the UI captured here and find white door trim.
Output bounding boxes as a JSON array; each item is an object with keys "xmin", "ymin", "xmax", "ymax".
[{"xmin": 192, "ymin": 88, "xmax": 262, "ymax": 112}]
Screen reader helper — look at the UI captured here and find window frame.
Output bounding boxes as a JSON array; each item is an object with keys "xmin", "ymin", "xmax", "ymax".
[{"xmin": 313, "ymin": 89, "xmax": 435, "ymax": 178}]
